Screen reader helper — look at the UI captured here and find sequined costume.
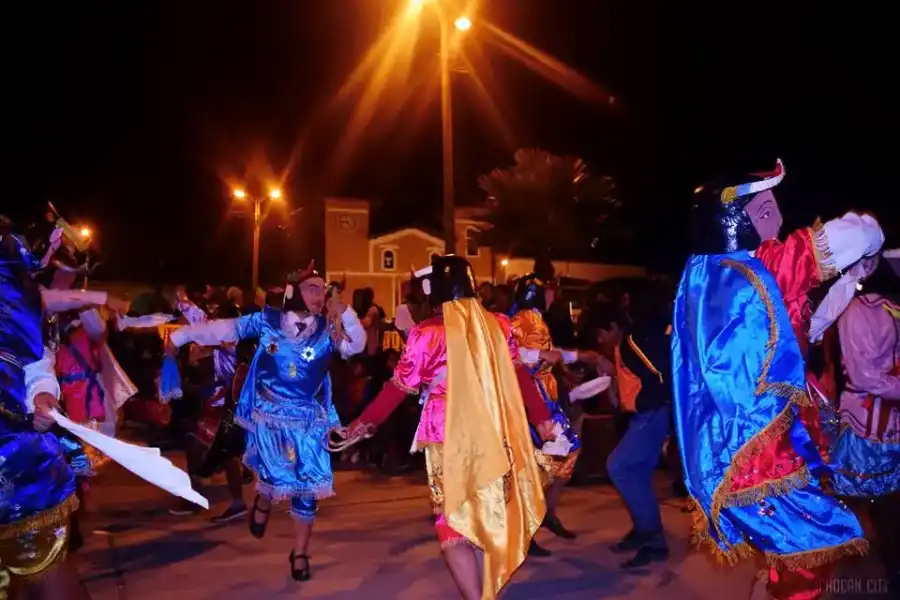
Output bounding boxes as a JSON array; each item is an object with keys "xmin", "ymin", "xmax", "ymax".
[
  {"xmin": 355, "ymin": 256, "xmax": 552, "ymax": 599},
  {"xmin": 0, "ymin": 234, "xmax": 78, "ymax": 594},
  {"xmin": 674, "ymin": 161, "xmax": 878, "ymax": 600},
  {"xmin": 511, "ymin": 308, "xmax": 581, "ymax": 480},
  {"xmin": 170, "ymin": 306, "xmax": 366, "ymax": 519}
]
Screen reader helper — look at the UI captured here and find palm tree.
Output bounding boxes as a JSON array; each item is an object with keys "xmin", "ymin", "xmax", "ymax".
[{"xmin": 477, "ymin": 148, "xmax": 622, "ymax": 263}]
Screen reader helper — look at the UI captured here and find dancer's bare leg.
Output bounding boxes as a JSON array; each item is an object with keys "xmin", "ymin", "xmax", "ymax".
[{"xmin": 441, "ymin": 543, "xmax": 481, "ymax": 600}]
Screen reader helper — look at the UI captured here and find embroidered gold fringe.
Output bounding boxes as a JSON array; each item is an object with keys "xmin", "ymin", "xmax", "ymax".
[
  {"xmin": 810, "ymin": 219, "xmax": 839, "ymax": 282},
  {"xmin": 764, "ymin": 537, "xmax": 868, "ymax": 570},
  {"xmin": 721, "ymin": 466, "xmax": 810, "ymax": 508},
  {"xmin": 0, "ymin": 494, "xmax": 79, "ymax": 538},
  {"xmin": 691, "ymin": 499, "xmax": 868, "ymax": 570}
]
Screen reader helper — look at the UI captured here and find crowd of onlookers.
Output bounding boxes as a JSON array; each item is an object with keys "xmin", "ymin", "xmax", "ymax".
[{"xmin": 108, "ymin": 276, "xmax": 685, "ymax": 492}]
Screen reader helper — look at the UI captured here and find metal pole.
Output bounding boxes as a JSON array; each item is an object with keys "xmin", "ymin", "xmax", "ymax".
[
  {"xmin": 252, "ymin": 197, "xmax": 261, "ymax": 293},
  {"xmin": 440, "ymin": 20, "xmax": 456, "ymax": 255}
]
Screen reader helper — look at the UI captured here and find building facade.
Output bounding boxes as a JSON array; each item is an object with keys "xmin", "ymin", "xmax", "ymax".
[{"xmin": 324, "ymin": 198, "xmax": 498, "ymax": 317}]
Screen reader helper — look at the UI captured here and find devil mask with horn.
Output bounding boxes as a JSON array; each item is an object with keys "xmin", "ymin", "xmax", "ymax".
[{"xmin": 690, "ymin": 159, "xmax": 786, "ymax": 255}]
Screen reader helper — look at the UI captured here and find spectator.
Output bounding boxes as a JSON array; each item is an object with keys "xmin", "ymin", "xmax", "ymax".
[
  {"xmin": 478, "ymin": 281, "xmax": 495, "ymax": 309},
  {"xmin": 491, "ymin": 284, "xmax": 513, "ymax": 315}
]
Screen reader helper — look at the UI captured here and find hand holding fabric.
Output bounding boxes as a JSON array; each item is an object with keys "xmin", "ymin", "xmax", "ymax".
[{"xmin": 33, "ymin": 393, "xmax": 61, "ymax": 432}]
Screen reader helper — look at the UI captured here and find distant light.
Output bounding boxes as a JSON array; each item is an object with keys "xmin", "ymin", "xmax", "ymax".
[
  {"xmin": 454, "ymin": 16, "xmax": 472, "ymax": 31},
  {"xmin": 500, "ymin": 258, "xmax": 509, "ymax": 267},
  {"xmin": 269, "ymin": 189, "xmax": 282, "ymax": 200},
  {"xmin": 80, "ymin": 227, "xmax": 91, "ymax": 238},
  {"xmin": 693, "ymin": 186, "xmax": 704, "ymax": 194},
  {"xmin": 234, "ymin": 189, "xmax": 247, "ymax": 199}
]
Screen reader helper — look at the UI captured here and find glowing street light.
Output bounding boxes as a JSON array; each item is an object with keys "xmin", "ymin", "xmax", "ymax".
[
  {"xmin": 231, "ymin": 186, "xmax": 286, "ymax": 292},
  {"xmin": 454, "ymin": 16, "xmax": 472, "ymax": 31},
  {"xmin": 500, "ymin": 258, "xmax": 509, "ymax": 267},
  {"xmin": 79, "ymin": 227, "xmax": 92, "ymax": 239}
]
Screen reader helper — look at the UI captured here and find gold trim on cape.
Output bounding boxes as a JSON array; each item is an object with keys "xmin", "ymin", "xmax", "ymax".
[{"xmin": 443, "ymin": 299, "xmax": 546, "ymax": 599}]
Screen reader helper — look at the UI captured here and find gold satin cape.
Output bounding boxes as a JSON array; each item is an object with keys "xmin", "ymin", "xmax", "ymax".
[{"xmin": 443, "ymin": 298, "xmax": 546, "ymax": 599}]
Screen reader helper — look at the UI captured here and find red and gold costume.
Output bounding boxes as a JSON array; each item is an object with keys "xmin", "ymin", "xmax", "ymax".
[{"xmin": 358, "ymin": 300, "xmax": 551, "ymax": 598}]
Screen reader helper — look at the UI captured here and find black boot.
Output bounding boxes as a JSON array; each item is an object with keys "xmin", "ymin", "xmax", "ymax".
[
  {"xmin": 68, "ymin": 514, "xmax": 84, "ymax": 553},
  {"xmin": 543, "ymin": 514, "xmax": 577, "ymax": 539}
]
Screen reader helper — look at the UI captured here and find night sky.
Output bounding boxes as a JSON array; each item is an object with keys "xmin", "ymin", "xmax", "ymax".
[{"xmin": 5, "ymin": 1, "xmax": 898, "ymax": 286}]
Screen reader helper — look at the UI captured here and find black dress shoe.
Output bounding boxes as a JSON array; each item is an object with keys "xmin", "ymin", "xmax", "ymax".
[
  {"xmin": 528, "ymin": 540, "xmax": 552, "ymax": 557},
  {"xmin": 249, "ymin": 495, "xmax": 271, "ymax": 539},
  {"xmin": 609, "ymin": 529, "xmax": 643, "ymax": 554},
  {"xmin": 543, "ymin": 515, "xmax": 577, "ymax": 539},
  {"xmin": 620, "ymin": 546, "xmax": 669, "ymax": 569}
]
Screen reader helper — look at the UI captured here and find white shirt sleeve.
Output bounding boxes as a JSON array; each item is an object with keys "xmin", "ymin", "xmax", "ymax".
[
  {"xmin": 394, "ymin": 304, "xmax": 414, "ymax": 333},
  {"xmin": 79, "ymin": 308, "xmax": 108, "ymax": 341},
  {"xmin": 558, "ymin": 349, "xmax": 579, "ymax": 364},
  {"xmin": 169, "ymin": 319, "xmax": 239, "ymax": 348},
  {"xmin": 41, "ymin": 289, "xmax": 108, "ymax": 314},
  {"xmin": 823, "ymin": 213, "xmax": 884, "ymax": 272},
  {"xmin": 338, "ymin": 307, "xmax": 367, "ymax": 359},
  {"xmin": 24, "ymin": 347, "xmax": 61, "ymax": 413}
]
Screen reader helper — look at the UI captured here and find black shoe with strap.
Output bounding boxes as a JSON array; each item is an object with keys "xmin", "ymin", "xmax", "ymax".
[
  {"xmin": 249, "ymin": 495, "xmax": 271, "ymax": 539},
  {"xmin": 289, "ymin": 551, "xmax": 311, "ymax": 582}
]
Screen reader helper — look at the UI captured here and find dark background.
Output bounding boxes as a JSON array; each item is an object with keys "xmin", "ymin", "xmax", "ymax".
[{"xmin": 4, "ymin": 1, "xmax": 897, "ymax": 286}]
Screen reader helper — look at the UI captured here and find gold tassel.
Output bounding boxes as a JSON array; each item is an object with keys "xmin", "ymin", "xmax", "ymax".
[
  {"xmin": 0, "ymin": 494, "xmax": 79, "ymax": 538},
  {"xmin": 810, "ymin": 220, "xmax": 839, "ymax": 282},
  {"xmin": 764, "ymin": 538, "xmax": 868, "ymax": 570}
]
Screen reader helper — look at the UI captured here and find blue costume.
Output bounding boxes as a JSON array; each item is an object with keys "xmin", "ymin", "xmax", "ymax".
[
  {"xmin": 0, "ymin": 231, "xmax": 77, "ymax": 588},
  {"xmin": 673, "ymin": 162, "xmax": 876, "ymax": 600},
  {"xmin": 171, "ymin": 299, "xmax": 366, "ymax": 520},
  {"xmin": 672, "ymin": 252, "xmax": 865, "ymax": 566}
]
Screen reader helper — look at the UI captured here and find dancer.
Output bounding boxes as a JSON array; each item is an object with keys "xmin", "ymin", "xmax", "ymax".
[
  {"xmin": 672, "ymin": 162, "xmax": 882, "ymax": 600},
  {"xmin": 167, "ymin": 290, "xmax": 250, "ymax": 522},
  {"xmin": 342, "ymin": 255, "xmax": 554, "ymax": 600},
  {"xmin": 0, "ymin": 218, "xmax": 87, "ymax": 600},
  {"xmin": 167, "ymin": 263, "xmax": 366, "ymax": 581},
  {"xmin": 604, "ymin": 296, "xmax": 673, "ymax": 568},
  {"xmin": 509, "ymin": 273, "xmax": 596, "ymax": 554},
  {"xmin": 828, "ymin": 249, "xmax": 900, "ymax": 593}
]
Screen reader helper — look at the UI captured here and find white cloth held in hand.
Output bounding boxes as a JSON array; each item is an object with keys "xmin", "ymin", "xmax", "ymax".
[
  {"xmin": 809, "ymin": 258, "xmax": 878, "ymax": 343},
  {"xmin": 50, "ymin": 409, "xmax": 208, "ymax": 509},
  {"xmin": 541, "ymin": 423, "xmax": 572, "ymax": 457}
]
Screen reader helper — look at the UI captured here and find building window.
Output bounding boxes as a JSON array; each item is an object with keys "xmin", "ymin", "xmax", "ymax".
[
  {"xmin": 382, "ymin": 249, "xmax": 396, "ymax": 271},
  {"xmin": 465, "ymin": 228, "xmax": 480, "ymax": 257}
]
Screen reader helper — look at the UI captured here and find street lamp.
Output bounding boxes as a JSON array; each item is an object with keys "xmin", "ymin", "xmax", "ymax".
[
  {"xmin": 233, "ymin": 187, "xmax": 284, "ymax": 293},
  {"xmin": 79, "ymin": 227, "xmax": 92, "ymax": 239},
  {"xmin": 439, "ymin": 13, "xmax": 471, "ymax": 254}
]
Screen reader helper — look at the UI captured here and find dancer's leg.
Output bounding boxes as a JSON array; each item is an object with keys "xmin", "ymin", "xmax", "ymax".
[{"xmin": 437, "ymin": 517, "xmax": 480, "ymax": 600}]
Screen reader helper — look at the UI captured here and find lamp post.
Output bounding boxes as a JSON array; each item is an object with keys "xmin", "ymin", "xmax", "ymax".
[
  {"xmin": 233, "ymin": 188, "xmax": 283, "ymax": 293},
  {"xmin": 78, "ymin": 227, "xmax": 92, "ymax": 288},
  {"xmin": 415, "ymin": 1, "xmax": 471, "ymax": 254}
]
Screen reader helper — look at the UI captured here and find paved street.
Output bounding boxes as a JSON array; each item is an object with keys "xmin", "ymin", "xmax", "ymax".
[{"xmin": 75, "ymin": 459, "xmax": 884, "ymax": 599}]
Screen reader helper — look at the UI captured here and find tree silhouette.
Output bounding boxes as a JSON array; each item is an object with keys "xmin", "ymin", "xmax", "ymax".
[{"xmin": 477, "ymin": 148, "xmax": 623, "ymax": 263}]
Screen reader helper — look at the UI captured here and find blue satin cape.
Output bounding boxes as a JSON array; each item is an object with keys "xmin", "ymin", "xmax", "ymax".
[{"xmin": 671, "ymin": 251, "xmax": 865, "ymax": 565}]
